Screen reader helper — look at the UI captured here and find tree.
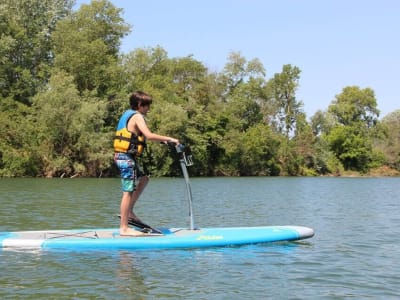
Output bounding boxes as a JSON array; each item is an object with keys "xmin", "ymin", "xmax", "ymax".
[
  {"xmin": 326, "ymin": 86, "xmax": 382, "ymax": 172},
  {"xmin": 0, "ymin": 0, "xmax": 73, "ymax": 104},
  {"xmin": 326, "ymin": 125, "xmax": 373, "ymax": 172},
  {"xmin": 0, "ymin": 98, "xmax": 40, "ymax": 176},
  {"xmin": 238, "ymin": 124, "xmax": 281, "ymax": 176},
  {"xmin": 218, "ymin": 53, "xmax": 267, "ymax": 129},
  {"xmin": 122, "ymin": 46, "xmax": 181, "ymax": 105},
  {"xmin": 313, "ymin": 137, "xmax": 344, "ymax": 175},
  {"xmin": 221, "ymin": 51, "xmax": 266, "ymax": 96},
  {"xmin": 269, "ymin": 64, "xmax": 303, "ymax": 137},
  {"xmin": 292, "ymin": 113, "xmax": 317, "ymax": 175},
  {"xmin": 52, "ymin": 0, "xmax": 130, "ymax": 96},
  {"xmin": 379, "ymin": 110, "xmax": 400, "ymax": 169},
  {"xmin": 31, "ymin": 71, "xmax": 110, "ymax": 177},
  {"xmin": 0, "ymin": 0, "xmax": 73, "ymax": 176},
  {"xmin": 328, "ymin": 86, "xmax": 379, "ymax": 127},
  {"xmin": 310, "ymin": 110, "xmax": 337, "ymax": 137}
]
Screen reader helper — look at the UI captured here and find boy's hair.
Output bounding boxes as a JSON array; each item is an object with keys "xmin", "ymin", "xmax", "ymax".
[{"xmin": 129, "ymin": 91, "xmax": 153, "ymax": 109}]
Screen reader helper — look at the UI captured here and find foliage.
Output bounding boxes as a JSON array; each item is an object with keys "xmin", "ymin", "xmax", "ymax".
[
  {"xmin": 0, "ymin": 98, "xmax": 40, "ymax": 176},
  {"xmin": 326, "ymin": 125, "xmax": 372, "ymax": 172},
  {"xmin": 0, "ymin": 0, "xmax": 398, "ymax": 177},
  {"xmin": 0, "ymin": 0, "xmax": 73, "ymax": 104},
  {"xmin": 312, "ymin": 138, "xmax": 344, "ymax": 175},
  {"xmin": 328, "ymin": 86, "xmax": 379, "ymax": 127},
  {"xmin": 325, "ymin": 86, "xmax": 383, "ymax": 173},
  {"xmin": 240, "ymin": 124, "xmax": 281, "ymax": 176},
  {"xmin": 52, "ymin": 0, "xmax": 130, "ymax": 97},
  {"xmin": 31, "ymin": 71, "xmax": 110, "ymax": 177},
  {"xmin": 269, "ymin": 64, "xmax": 303, "ymax": 137},
  {"xmin": 378, "ymin": 110, "xmax": 400, "ymax": 169}
]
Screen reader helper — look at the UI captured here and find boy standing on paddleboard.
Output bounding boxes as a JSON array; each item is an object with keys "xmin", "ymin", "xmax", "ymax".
[{"xmin": 113, "ymin": 91, "xmax": 179, "ymax": 236}]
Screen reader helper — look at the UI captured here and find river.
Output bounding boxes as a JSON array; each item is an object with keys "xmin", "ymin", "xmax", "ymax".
[{"xmin": 0, "ymin": 177, "xmax": 399, "ymax": 299}]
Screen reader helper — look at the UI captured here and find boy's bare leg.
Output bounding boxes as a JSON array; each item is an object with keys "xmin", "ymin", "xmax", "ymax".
[
  {"xmin": 128, "ymin": 176, "xmax": 149, "ymax": 220},
  {"xmin": 120, "ymin": 191, "xmax": 144, "ymax": 236}
]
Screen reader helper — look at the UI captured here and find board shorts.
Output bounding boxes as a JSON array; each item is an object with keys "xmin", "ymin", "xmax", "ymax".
[{"xmin": 114, "ymin": 153, "xmax": 144, "ymax": 192}]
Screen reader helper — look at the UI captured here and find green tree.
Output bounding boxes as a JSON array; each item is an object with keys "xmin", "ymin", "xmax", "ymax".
[
  {"xmin": 310, "ymin": 110, "xmax": 336, "ymax": 137},
  {"xmin": 328, "ymin": 86, "xmax": 379, "ymax": 127},
  {"xmin": 379, "ymin": 110, "xmax": 400, "ymax": 169},
  {"xmin": 313, "ymin": 138, "xmax": 344, "ymax": 175},
  {"xmin": 221, "ymin": 51, "xmax": 266, "ymax": 96},
  {"xmin": 326, "ymin": 86, "xmax": 382, "ymax": 172},
  {"xmin": 326, "ymin": 125, "xmax": 373, "ymax": 172},
  {"xmin": 238, "ymin": 124, "xmax": 281, "ymax": 176},
  {"xmin": 0, "ymin": 98, "xmax": 40, "ymax": 176},
  {"xmin": 292, "ymin": 113, "xmax": 317, "ymax": 175},
  {"xmin": 215, "ymin": 52, "xmax": 278, "ymax": 175},
  {"xmin": 122, "ymin": 47, "xmax": 170, "ymax": 94},
  {"xmin": 31, "ymin": 71, "xmax": 110, "ymax": 177},
  {"xmin": 220, "ymin": 53, "xmax": 266, "ymax": 133},
  {"xmin": 0, "ymin": 0, "xmax": 73, "ymax": 104},
  {"xmin": 0, "ymin": 0, "xmax": 73, "ymax": 176},
  {"xmin": 52, "ymin": 0, "xmax": 130, "ymax": 97},
  {"xmin": 269, "ymin": 64, "xmax": 303, "ymax": 137},
  {"xmin": 265, "ymin": 64, "xmax": 305, "ymax": 174}
]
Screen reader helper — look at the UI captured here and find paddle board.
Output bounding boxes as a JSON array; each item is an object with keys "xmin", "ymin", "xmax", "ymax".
[{"xmin": 0, "ymin": 226, "xmax": 314, "ymax": 251}]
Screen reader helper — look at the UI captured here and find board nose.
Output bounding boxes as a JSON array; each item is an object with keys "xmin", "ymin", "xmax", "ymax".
[{"xmin": 293, "ymin": 226, "xmax": 315, "ymax": 239}]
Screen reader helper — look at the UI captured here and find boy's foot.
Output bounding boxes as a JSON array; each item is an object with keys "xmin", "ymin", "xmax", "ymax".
[
  {"xmin": 117, "ymin": 214, "xmax": 162, "ymax": 234},
  {"xmin": 120, "ymin": 228, "xmax": 146, "ymax": 237}
]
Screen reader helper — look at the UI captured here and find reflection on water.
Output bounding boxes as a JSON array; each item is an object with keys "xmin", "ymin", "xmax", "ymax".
[
  {"xmin": 114, "ymin": 251, "xmax": 148, "ymax": 298},
  {"xmin": 1, "ymin": 177, "xmax": 400, "ymax": 299}
]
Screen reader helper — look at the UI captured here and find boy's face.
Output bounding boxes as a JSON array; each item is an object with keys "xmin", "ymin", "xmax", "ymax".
[{"xmin": 138, "ymin": 103, "xmax": 150, "ymax": 115}]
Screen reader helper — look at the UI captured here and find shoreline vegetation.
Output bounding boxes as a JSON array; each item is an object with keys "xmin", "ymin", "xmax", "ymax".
[
  {"xmin": 1, "ymin": 1, "xmax": 399, "ymax": 179},
  {"xmin": 339, "ymin": 166, "xmax": 400, "ymax": 178},
  {"xmin": 7, "ymin": 165, "xmax": 400, "ymax": 179}
]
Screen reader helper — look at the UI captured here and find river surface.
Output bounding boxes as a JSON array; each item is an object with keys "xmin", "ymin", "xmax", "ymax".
[{"xmin": 0, "ymin": 177, "xmax": 399, "ymax": 299}]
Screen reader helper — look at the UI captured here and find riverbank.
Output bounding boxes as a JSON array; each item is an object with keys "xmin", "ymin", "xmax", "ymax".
[{"xmin": 339, "ymin": 165, "xmax": 400, "ymax": 177}]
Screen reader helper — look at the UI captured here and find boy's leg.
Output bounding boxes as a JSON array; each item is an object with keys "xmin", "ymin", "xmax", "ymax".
[{"xmin": 128, "ymin": 175, "xmax": 149, "ymax": 219}]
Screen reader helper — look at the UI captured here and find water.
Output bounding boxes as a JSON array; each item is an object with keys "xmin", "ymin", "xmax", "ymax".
[{"xmin": 0, "ymin": 177, "xmax": 399, "ymax": 299}]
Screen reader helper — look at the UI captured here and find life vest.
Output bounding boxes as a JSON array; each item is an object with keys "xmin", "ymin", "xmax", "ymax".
[{"xmin": 113, "ymin": 109, "xmax": 146, "ymax": 156}]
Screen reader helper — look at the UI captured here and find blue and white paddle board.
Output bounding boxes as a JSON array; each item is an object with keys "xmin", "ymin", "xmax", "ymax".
[{"xmin": 0, "ymin": 226, "xmax": 314, "ymax": 251}]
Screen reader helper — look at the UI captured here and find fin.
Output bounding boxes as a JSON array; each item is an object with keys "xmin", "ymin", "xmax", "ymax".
[{"xmin": 117, "ymin": 215, "xmax": 162, "ymax": 234}]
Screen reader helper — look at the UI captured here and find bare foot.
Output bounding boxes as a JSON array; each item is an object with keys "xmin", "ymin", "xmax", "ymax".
[{"xmin": 120, "ymin": 228, "xmax": 145, "ymax": 237}]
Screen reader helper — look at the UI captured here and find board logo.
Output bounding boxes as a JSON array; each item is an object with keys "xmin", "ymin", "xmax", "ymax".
[{"xmin": 196, "ymin": 235, "xmax": 223, "ymax": 241}]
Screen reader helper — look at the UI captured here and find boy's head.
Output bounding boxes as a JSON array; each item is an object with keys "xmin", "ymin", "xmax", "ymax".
[{"xmin": 129, "ymin": 91, "xmax": 153, "ymax": 110}]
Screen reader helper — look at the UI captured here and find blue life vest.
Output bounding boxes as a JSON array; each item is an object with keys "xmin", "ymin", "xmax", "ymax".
[{"xmin": 113, "ymin": 110, "xmax": 146, "ymax": 155}]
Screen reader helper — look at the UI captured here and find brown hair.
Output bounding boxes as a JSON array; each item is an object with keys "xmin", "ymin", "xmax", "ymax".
[{"xmin": 129, "ymin": 91, "xmax": 153, "ymax": 110}]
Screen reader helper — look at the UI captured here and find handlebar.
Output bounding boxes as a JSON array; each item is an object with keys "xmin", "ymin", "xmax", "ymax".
[
  {"xmin": 164, "ymin": 142, "xmax": 193, "ymax": 167},
  {"xmin": 176, "ymin": 144, "xmax": 193, "ymax": 167}
]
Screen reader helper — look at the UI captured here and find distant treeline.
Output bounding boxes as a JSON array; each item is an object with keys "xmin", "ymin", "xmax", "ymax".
[{"xmin": 1, "ymin": 0, "xmax": 399, "ymax": 177}]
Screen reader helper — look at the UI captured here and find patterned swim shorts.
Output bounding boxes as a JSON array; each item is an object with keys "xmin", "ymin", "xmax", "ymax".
[{"xmin": 114, "ymin": 153, "xmax": 137, "ymax": 192}]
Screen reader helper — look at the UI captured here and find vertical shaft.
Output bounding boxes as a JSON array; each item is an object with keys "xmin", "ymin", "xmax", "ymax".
[{"xmin": 180, "ymin": 159, "xmax": 195, "ymax": 230}]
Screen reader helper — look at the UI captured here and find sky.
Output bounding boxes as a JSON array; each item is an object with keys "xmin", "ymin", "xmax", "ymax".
[{"xmin": 75, "ymin": 0, "xmax": 399, "ymax": 119}]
